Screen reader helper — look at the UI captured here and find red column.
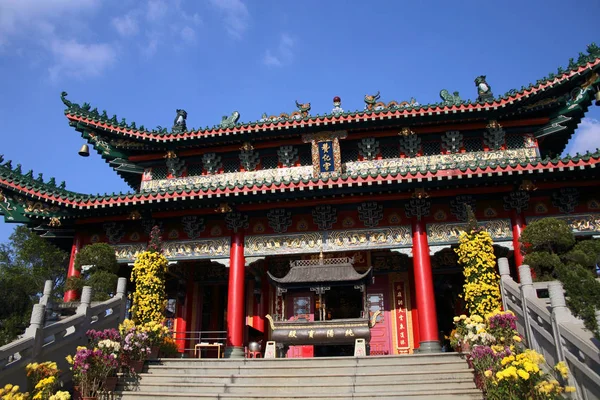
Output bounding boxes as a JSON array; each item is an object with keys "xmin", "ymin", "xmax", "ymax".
[
  {"xmin": 63, "ymin": 234, "xmax": 81, "ymax": 302},
  {"xmin": 411, "ymin": 219, "xmax": 441, "ymax": 352},
  {"xmin": 226, "ymin": 231, "xmax": 245, "ymax": 358},
  {"xmin": 510, "ymin": 209, "xmax": 526, "ymax": 280}
]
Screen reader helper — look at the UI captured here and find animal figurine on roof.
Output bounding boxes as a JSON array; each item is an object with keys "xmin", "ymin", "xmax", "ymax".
[
  {"xmin": 295, "ymin": 100, "xmax": 311, "ymax": 118},
  {"xmin": 364, "ymin": 91, "xmax": 381, "ymax": 110},
  {"xmin": 220, "ymin": 111, "xmax": 240, "ymax": 129},
  {"xmin": 475, "ymin": 76, "xmax": 494, "ymax": 103},
  {"xmin": 439, "ymin": 89, "xmax": 462, "ymax": 106},
  {"xmin": 172, "ymin": 109, "xmax": 188, "ymax": 133}
]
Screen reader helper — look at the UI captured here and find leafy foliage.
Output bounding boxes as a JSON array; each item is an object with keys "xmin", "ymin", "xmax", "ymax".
[
  {"xmin": 73, "ymin": 243, "xmax": 119, "ymax": 302},
  {"xmin": 520, "ymin": 218, "xmax": 600, "ymax": 337},
  {"xmin": 0, "ymin": 226, "xmax": 68, "ymax": 345}
]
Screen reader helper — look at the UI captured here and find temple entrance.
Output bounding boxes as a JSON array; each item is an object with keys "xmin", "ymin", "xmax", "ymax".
[{"xmin": 321, "ymin": 286, "xmax": 363, "ymax": 320}]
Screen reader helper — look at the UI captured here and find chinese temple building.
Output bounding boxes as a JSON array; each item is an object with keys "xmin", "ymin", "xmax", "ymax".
[{"xmin": 1, "ymin": 44, "xmax": 600, "ymax": 358}]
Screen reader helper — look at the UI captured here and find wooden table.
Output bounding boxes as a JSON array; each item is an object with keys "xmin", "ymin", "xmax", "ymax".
[{"xmin": 194, "ymin": 343, "xmax": 223, "ymax": 358}]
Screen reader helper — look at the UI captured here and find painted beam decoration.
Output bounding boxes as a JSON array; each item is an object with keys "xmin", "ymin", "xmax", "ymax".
[
  {"xmin": 245, "ymin": 227, "xmax": 412, "ymax": 257},
  {"xmin": 303, "ymin": 131, "xmax": 347, "ymax": 179},
  {"xmin": 113, "ymin": 237, "xmax": 230, "ymax": 262},
  {"xmin": 390, "ymin": 274, "xmax": 414, "ymax": 354},
  {"xmin": 527, "ymin": 214, "xmax": 600, "ymax": 235},
  {"xmin": 427, "ymin": 219, "xmax": 512, "ymax": 244}
]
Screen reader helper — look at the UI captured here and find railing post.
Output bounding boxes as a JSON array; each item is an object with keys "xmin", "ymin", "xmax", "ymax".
[
  {"xmin": 116, "ymin": 277, "xmax": 128, "ymax": 323},
  {"xmin": 498, "ymin": 258, "xmax": 511, "ymax": 311},
  {"xmin": 548, "ymin": 282, "xmax": 567, "ymax": 362},
  {"xmin": 39, "ymin": 280, "xmax": 53, "ymax": 307},
  {"xmin": 24, "ymin": 304, "xmax": 46, "ymax": 358},
  {"xmin": 77, "ymin": 286, "xmax": 93, "ymax": 333},
  {"xmin": 518, "ymin": 264, "xmax": 538, "ymax": 351}
]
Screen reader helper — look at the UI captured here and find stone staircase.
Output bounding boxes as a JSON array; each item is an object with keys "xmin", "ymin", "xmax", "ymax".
[{"xmin": 115, "ymin": 353, "xmax": 483, "ymax": 400}]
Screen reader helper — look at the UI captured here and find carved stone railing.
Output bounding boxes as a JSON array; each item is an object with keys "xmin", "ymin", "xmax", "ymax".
[
  {"xmin": 498, "ymin": 258, "xmax": 600, "ymax": 400},
  {"xmin": 0, "ymin": 278, "xmax": 128, "ymax": 388}
]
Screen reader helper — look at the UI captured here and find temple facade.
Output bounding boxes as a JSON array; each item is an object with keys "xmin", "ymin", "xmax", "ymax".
[{"xmin": 1, "ymin": 44, "xmax": 600, "ymax": 357}]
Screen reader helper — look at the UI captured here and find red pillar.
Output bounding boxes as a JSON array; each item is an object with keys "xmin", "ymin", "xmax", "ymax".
[
  {"xmin": 63, "ymin": 234, "xmax": 81, "ymax": 302},
  {"xmin": 411, "ymin": 219, "xmax": 441, "ymax": 352},
  {"xmin": 510, "ymin": 209, "xmax": 527, "ymax": 280},
  {"xmin": 226, "ymin": 231, "xmax": 245, "ymax": 358}
]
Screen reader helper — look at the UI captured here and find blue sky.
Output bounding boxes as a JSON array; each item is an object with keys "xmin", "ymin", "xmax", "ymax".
[{"xmin": 0, "ymin": 0, "xmax": 599, "ymax": 244}]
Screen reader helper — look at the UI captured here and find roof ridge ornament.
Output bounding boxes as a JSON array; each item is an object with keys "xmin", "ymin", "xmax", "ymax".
[
  {"xmin": 475, "ymin": 76, "xmax": 494, "ymax": 103},
  {"xmin": 364, "ymin": 91, "xmax": 381, "ymax": 110},
  {"xmin": 439, "ymin": 89, "xmax": 462, "ymax": 106},
  {"xmin": 172, "ymin": 109, "xmax": 187, "ymax": 133}
]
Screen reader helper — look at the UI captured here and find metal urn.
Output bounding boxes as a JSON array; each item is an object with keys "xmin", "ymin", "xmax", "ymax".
[{"xmin": 248, "ymin": 341, "xmax": 261, "ymax": 352}]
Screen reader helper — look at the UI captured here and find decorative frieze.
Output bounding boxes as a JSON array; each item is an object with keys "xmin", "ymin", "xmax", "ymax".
[
  {"xmin": 552, "ymin": 188, "xmax": 579, "ymax": 214},
  {"xmin": 202, "ymin": 153, "xmax": 222, "ymax": 174},
  {"xmin": 427, "ymin": 219, "xmax": 512, "ymax": 244},
  {"xmin": 277, "ymin": 146, "xmax": 299, "ymax": 167},
  {"xmin": 225, "ymin": 211, "xmax": 249, "ymax": 233},
  {"xmin": 450, "ymin": 195, "xmax": 476, "ymax": 222},
  {"xmin": 165, "ymin": 151, "xmax": 186, "ymax": 177},
  {"xmin": 503, "ymin": 190, "xmax": 530, "ymax": 214},
  {"xmin": 398, "ymin": 128, "xmax": 421, "ymax": 157},
  {"xmin": 245, "ymin": 226, "xmax": 411, "ymax": 257},
  {"xmin": 103, "ymin": 222, "xmax": 125, "ymax": 244},
  {"xmin": 240, "ymin": 148, "xmax": 260, "ymax": 171},
  {"xmin": 527, "ymin": 213, "xmax": 600, "ymax": 235},
  {"xmin": 267, "ymin": 208, "xmax": 293, "ymax": 233},
  {"xmin": 358, "ymin": 202, "xmax": 384, "ymax": 228},
  {"xmin": 140, "ymin": 147, "xmax": 538, "ymax": 192},
  {"xmin": 312, "ymin": 205, "xmax": 338, "ymax": 230},
  {"xmin": 441, "ymin": 131, "xmax": 463, "ymax": 154},
  {"xmin": 483, "ymin": 121, "xmax": 505, "ymax": 151},
  {"xmin": 182, "ymin": 216, "xmax": 205, "ymax": 239},
  {"xmin": 357, "ymin": 138, "xmax": 380, "ymax": 161},
  {"xmin": 404, "ymin": 198, "xmax": 431, "ymax": 221}
]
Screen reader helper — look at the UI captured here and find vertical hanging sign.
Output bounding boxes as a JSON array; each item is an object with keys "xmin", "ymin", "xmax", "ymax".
[
  {"xmin": 302, "ymin": 131, "xmax": 347, "ymax": 179},
  {"xmin": 391, "ymin": 276, "xmax": 413, "ymax": 354}
]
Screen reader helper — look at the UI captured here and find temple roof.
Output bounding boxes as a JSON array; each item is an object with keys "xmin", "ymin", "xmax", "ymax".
[
  {"xmin": 62, "ymin": 44, "xmax": 600, "ymax": 148},
  {"xmin": 1, "ymin": 150, "xmax": 599, "ymax": 213},
  {"xmin": 267, "ymin": 257, "xmax": 372, "ymax": 286}
]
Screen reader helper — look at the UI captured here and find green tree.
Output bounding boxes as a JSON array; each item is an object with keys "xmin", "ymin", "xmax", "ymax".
[
  {"xmin": 67, "ymin": 243, "xmax": 119, "ymax": 301},
  {"xmin": 520, "ymin": 218, "xmax": 600, "ymax": 337},
  {"xmin": 0, "ymin": 225, "xmax": 69, "ymax": 345}
]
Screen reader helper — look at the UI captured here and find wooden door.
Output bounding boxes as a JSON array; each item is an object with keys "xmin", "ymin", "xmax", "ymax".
[{"xmin": 367, "ymin": 275, "xmax": 393, "ymax": 355}]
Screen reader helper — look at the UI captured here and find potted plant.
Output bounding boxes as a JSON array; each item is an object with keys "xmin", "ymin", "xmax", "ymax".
[
  {"xmin": 69, "ymin": 348, "xmax": 119, "ymax": 399},
  {"xmin": 121, "ymin": 327, "xmax": 151, "ymax": 373}
]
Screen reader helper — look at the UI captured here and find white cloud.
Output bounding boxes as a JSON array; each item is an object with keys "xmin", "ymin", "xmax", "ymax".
[
  {"xmin": 180, "ymin": 26, "xmax": 196, "ymax": 43},
  {"xmin": 112, "ymin": 13, "xmax": 139, "ymax": 37},
  {"xmin": 0, "ymin": 0, "xmax": 98, "ymax": 41},
  {"xmin": 263, "ymin": 50, "xmax": 282, "ymax": 67},
  {"xmin": 146, "ymin": 0, "xmax": 168, "ymax": 21},
  {"xmin": 263, "ymin": 33, "xmax": 295, "ymax": 67},
  {"xmin": 563, "ymin": 118, "xmax": 600, "ymax": 156},
  {"xmin": 209, "ymin": 0, "xmax": 249, "ymax": 39},
  {"xmin": 48, "ymin": 38, "xmax": 116, "ymax": 81}
]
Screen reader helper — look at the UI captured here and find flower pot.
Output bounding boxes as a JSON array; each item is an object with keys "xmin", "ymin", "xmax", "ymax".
[
  {"xmin": 73, "ymin": 386, "xmax": 81, "ymax": 400},
  {"xmin": 130, "ymin": 359, "xmax": 145, "ymax": 373},
  {"xmin": 103, "ymin": 376, "xmax": 119, "ymax": 392},
  {"xmin": 461, "ymin": 341, "xmax": 471, "ymax": 353},
  {"xmin": 149, "ymin": 345, "xmax": 160, "ymax": 359},
  {"xmin": 82, "ymin": 397, "xmax": 97, "ymax": 400}
]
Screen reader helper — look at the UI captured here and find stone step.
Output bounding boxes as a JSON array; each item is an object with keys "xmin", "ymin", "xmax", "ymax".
[
  {"xmin": 149, "ymin": 353, "xmax": 465, "ymax": 368},
  {"xmin": 115, "ymin": 389, "xmax": 484, "ymax": 400},
  {"xmin": 129, "ymin": 370, "xmax": 475, "ymax": 385},
  {"xmin": 121, "ymin": 377, "xmax": 475, "ymax": 394},
  {"xmin": 146, "ymin": 360, "xmax": 470, "ymax": 375}
]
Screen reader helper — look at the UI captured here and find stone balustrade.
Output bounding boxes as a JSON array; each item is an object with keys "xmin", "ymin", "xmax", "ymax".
[
  {"xmin": 0, "ymin": 278, "xmax": 127, "ymax": 389},
  {"xmin": 498, "ymin": 258, "xmax": 600, "ymax": 400}
]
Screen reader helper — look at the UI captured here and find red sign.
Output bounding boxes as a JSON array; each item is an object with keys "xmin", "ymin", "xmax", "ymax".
[{"xmin": 393, "ymin": 280, "xmax": 411, "ymax": 352}]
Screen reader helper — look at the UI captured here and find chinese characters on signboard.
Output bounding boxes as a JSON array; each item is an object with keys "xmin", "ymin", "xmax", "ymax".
[
  {"xmin": 318, "ymin": 141, "xmax": 336, "ymax": 173},
  {"xmin": 393, "ymin": 279, "xmax": 411, "ymax": 353}
]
